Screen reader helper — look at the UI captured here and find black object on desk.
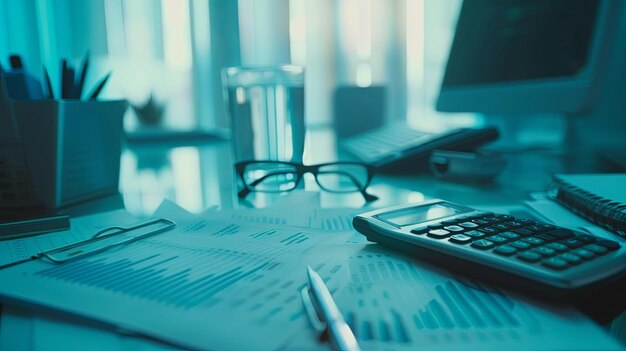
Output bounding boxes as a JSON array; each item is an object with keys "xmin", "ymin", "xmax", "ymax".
[
  {"xmin": 429, "ymin": 150, "xmax": 507, "ymax": 182},
  {"xmin": 56, "ymin": 54, "xmax": 110, "ymax": 100},
  {"xmin": 341, "ymin": 124, "xmax": 500, "ymax": 171},
  {"xmin": 88, "ymin": 72, "xmax": 111, "ymax": 100},
  {"xmin": 0, "ymin": 213, "xmax": 70, "ymax": 241},
  {"xmin": 550, "ymin": 173, "xmax": 626, "ymax": 240}
]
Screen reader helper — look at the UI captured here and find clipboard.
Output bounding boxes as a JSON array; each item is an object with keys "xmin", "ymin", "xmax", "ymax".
[
  {"xmin": 0, "ymin": 218, "xmax": 176, "ymax": 269},
  {"xmin": 39, "ymin": 218, "xmax": 176, "ymax": 263}
]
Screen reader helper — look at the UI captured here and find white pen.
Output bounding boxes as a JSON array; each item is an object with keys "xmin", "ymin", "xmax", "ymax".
[{"xmin": 306, "ymin": 265, "xmax": 361, "ymax": 351}]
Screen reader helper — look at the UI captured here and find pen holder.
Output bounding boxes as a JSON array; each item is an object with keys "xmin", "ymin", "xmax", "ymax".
[{"xmin": 0, "ymin": 99, "xmax": 128, "ymax": 209}]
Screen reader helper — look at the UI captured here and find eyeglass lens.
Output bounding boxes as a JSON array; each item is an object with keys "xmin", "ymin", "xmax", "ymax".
[
  {"xmin": 241, "ymin": 162, "xmax": 370, "ymax": 193},
  {"xmin": 242, "ymin": 162, "xmax": 299, "ymax": 192},
  {"xmin": 315, "ymin": 163, "xmax": 369, "ymax": 192}
]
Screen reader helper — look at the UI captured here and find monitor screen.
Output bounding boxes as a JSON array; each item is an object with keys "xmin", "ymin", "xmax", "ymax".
[
  {"xmin": 436, "ymin": 0, "xmax": 617, "ymax": 114},
  {"xmin": 443, "ymin": 0, "xmax": 599, "ymax": 87}
]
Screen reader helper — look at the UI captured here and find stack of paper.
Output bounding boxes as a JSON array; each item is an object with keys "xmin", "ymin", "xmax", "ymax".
[
  {"xmin": 287, "ymin": 243, "xmax": 624, "ymax": 351},
  {"xmin": 0, "ymin": 206, "xmax": 351, "ymax": 350},
  {"xmin": 0, "ymin": 200, "xmax": 623, "ymax": 350}
]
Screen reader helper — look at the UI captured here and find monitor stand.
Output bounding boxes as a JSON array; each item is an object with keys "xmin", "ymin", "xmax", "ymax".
[
  {"xmin": 483, "ymin": 113, "xmax": 626, "ymax": 172},
  {"xmin": 566, "ymin": 110, "xmax": 626, "ymax": 171}
]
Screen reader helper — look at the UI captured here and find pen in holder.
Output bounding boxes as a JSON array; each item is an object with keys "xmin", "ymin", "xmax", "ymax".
[{"xmin": 1, "ymin": 99, "xmax": 128, "ymax": 209}]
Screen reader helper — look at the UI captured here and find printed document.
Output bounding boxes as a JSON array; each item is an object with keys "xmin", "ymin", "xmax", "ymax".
[
  {"xmin": 0, "ymin": 217, "xmax": 350, "ymax": 350},
  {"xmin": 286, "ymin": 244, "xmax": 624, "ymax": 351},
  {"xmin": 0, "ymin": 209, "xmax": 140, "ymax": 268}
]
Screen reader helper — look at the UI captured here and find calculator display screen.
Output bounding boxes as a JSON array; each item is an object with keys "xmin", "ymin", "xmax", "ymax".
[{"xmin": 375, "ymin": 203, "xmax": 468, "ymax": 227}]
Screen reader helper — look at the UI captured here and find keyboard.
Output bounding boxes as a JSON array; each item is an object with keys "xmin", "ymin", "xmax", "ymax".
[
  {"xmin": 340, "ymin": 124, "xmax": 499, "ymax": 169},
  {"xmin": 353, "ymin": 200, "xmax": 626, "ymax": 293},
  {"xmin": 341, "ymin": 125, "xmax": 436, "ymax": 163}
]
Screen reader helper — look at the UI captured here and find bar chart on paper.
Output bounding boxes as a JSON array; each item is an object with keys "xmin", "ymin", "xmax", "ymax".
[
  {"xmin": 35, "ymin": 244, "xmax": 275, "ymax": 309},
  {"xmin": 0, "ymin": 219, "xmax": 349, "ymax": 350},
  {"xmin": 33, "ymin": 219, "xmax": 332, "ymax": 316},
  {"xmin": 211, "ymin": 208, "xmax": 359, "ymax": 232},
  {"xmin": 332, "ymin": 250, "xmax": 619, "ymax": 351}
]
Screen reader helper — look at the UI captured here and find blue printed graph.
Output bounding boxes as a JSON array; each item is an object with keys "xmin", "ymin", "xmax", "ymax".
[
  {"xmin": 36, "ymin": 244, "xmax": 273, "ymax": 309},
  {"xmin": 280, "ymin": 232, "xmax": 308, "ymax": 245},
  {"xmin": 345, "ymin": 254, "xmax": 524, "ymax": 344}
]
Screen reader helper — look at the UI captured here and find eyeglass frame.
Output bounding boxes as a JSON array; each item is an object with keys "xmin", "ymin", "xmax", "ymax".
[{"xmin": 235, "ymin": 160, "xmax": 379, "ymax": 202}]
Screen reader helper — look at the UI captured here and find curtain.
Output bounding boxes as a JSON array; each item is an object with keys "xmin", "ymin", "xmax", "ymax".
[{"xmin": 0, "ymin": 0, "xmax": 478, "ymax": 134}]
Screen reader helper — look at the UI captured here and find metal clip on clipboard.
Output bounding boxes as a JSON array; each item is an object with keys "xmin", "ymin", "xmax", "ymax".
[{"xmin": 37, "ymin": 218, "xmax": 175, "ymax": 264}]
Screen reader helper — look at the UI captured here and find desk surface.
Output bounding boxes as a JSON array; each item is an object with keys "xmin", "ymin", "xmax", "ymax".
[
  {"xmin": 2, "ymin": 127, "xmax": 625, "ymax": 350},
  {"xmin": 119, "ymin": 128, "xmax": 613, "ymax": 215}
]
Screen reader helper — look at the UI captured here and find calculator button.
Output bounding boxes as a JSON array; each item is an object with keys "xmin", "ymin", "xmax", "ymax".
[
  {"xmin": 495, "ymin": 215, "xmax": 514, "ymax": 221},
  {"xmin": 535, "ymin": 233, "xmax": 556, "ymax": 242},
  {"xmin": 410, "ymin": 227, "xmax": 429, "ymax": 235},
  {"xmin": 492, "ymin": 223, "xmax": 510, "ymax": 231},
  {"xmin": 464, "ymin": 230, "xmax": 485, "ymax": 238},
  {"xmin": 500, "ymin": 231, "xmax": 520, "ymax": 240},
  {"xmin": 512, "ymin": 228, "xmax": 533, "ymax": 236},
  {"xmin": 428, "ymin": 229, "xmax": 451, "ymax": 239},
  {"xmin": 493, "ymin": 245, "xmax": 517, "ymax": 256},
  {"xmin": 559, "ymin": 253, "xmax": 583, "ymax": 265},
  {"xmin": 523, "ymin": 237, "xmax": 545, "ymax": 246},
  {"xmin": 449, "ymin": 234, "xmax": 472, "ymax": 244},
  {"xmin": 526, "ymin": 225, "xmax": 545, "ymax": 233},
  {"xmin": 471, "ymin": 240, "xmax": 496, "ymax": 250},
  {"xmin": 427, "ymin": 223, "xmax": 444, "ymax": 230},
  {"xmin": 459, "ymin": 222, "xmax": 479, "ymax": 228},
  {"xmin": 519, "ymin": 219, "xmax": 537, "ymax": 226},
  {"xmin": 546, "ymin": 228, "xmax": 575, "ymax": 239},
  {"xmin": 444, "ymin": 225, "xmax": 465, "ymax": 233},
  {"xmin": 586, "ymin": 244, "xmax": 609, "ymax": 255},
  {"xmin": 538, "ymin": 224, "xmax": 556, "ymax": 231},
  {"xmin": 517, "ymin": 251, "xmax": 542, "ymax": 263},
  {"xmin": 542, "ymin": 258, "xmax": 569, "ymax": 270},
  {"xmin": 479, "ymin": 227, "xmax": 499, "ymax": 234},
  {"xmin": 573, "ymin": 248, "xmax": 595, "ymax": 260},
  {"xmin": 596, "ymin": 239, "xmax": 620, "ymax": 251},
  {"xmin": 561, "ymin": 239, "xmax": 585, "ymax": 249},
  {"xmin": 511, "ymin": 240, "xmax": 531, "ymax": 250},
  {"xmin": 533, "ymin": 246, "xmax": 556, "ymax": 257},
  {"xmin": 472, "ymin": 219, "xmax": 490, "ymax": 225},
  {"xmin": 576, "ymin": 234, "xmax": 597, "ymax": 244},
  {"xmin": 483, "ymin": 216, "xmax": 499, "ymax": 222},
  {"xmin": 546, "ymin": 242, "xmax": 569, "ymax": 253},
  {"xmin": 504, "ymin": 221, "xmax": 524, "ymax": 229},
  {"xmin": 441, "ymin": 219, "xmax": 458, "ymax": 225},
  {"xmin": 486, "ymin": 235, "xmax": 508, "ymax": 244}
]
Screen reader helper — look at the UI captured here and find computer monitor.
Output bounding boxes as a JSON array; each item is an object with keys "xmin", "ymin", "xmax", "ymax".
[{"xmin": 436, "ymin": 0, "xmax": 622, "ymax": 115}]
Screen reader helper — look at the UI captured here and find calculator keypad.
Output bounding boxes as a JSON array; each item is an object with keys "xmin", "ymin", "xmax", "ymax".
[{"xmin": 414, "ymin": 212, "xmax": 621, "ymax": 271}]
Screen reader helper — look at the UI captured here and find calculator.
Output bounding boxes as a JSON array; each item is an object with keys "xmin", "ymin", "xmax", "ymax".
[{"xmin": 353, "ymin": 200, "xmax": 626, "ymax": 293}]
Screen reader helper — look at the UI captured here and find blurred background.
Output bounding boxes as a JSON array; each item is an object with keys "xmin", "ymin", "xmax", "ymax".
[
  {"xmin": 2, "ymin": 0, "xmax": 625, "ymax": 215},
  {"xmin": 0, "ymin": 0, "xmax": 478, "ymax": 133}
]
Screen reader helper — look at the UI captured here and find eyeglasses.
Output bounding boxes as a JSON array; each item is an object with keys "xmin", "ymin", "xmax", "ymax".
[{"xmin": 235, "ymin": 161, "xmax": 378, "ymax": 201}]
